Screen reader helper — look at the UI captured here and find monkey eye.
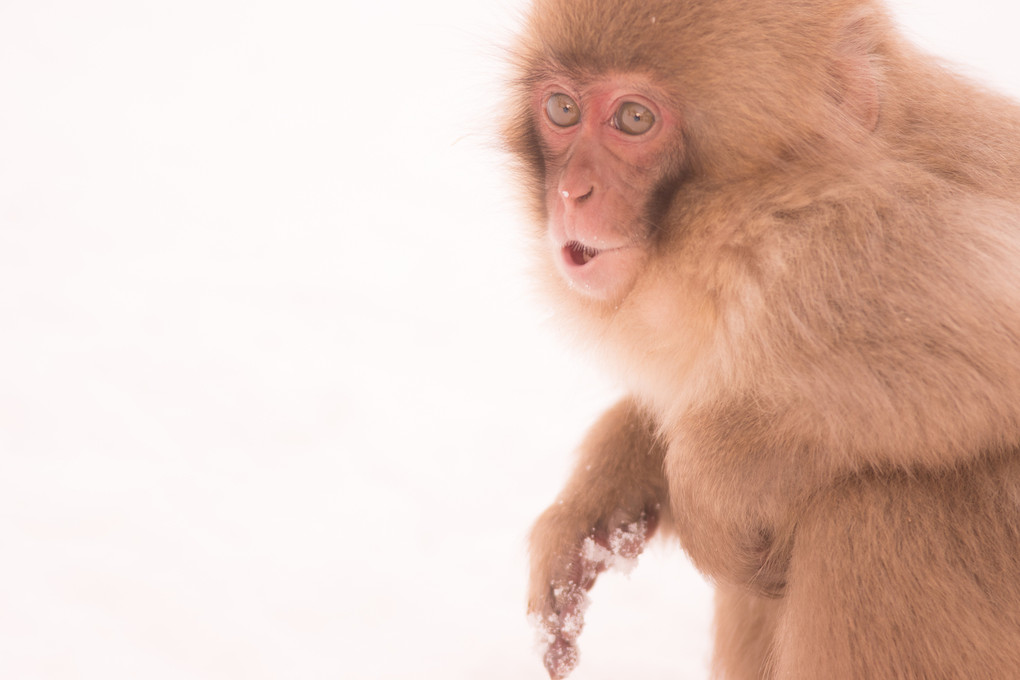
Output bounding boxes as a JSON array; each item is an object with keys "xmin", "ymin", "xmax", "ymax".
[
  {"xmin": 614, "ymin": 101, "xmax": 655, "ymax": 135},
  {"xmin": 545, "ymin": 93, "xmax": 580, "ymax": 127}
]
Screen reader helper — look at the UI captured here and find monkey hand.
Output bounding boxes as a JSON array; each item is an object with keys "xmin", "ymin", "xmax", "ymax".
[{"xmin": 528, "ymin": 505, "xmax": 659, "ymax": 679}]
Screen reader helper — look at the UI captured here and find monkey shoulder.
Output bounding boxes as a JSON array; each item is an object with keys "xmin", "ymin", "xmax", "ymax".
[{"xmin": 651, "ymin": 172, "xmax": 1020, "ymax": 482}]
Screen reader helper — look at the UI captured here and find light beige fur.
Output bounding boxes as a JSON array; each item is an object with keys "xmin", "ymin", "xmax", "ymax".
[{"xmin": 507, "ymin": 1, "xmax": 1020, "ymax": 678}]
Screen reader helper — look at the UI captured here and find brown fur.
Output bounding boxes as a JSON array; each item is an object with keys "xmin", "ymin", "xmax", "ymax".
[{"xmin": 508, "ymin": 0, "xmax": 1020, "ymax": 678}]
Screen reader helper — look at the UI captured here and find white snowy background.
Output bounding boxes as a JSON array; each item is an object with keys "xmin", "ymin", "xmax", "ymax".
[{"xmin": 1, "ymin": 1, "xmax": 1019, "ymax": 678}]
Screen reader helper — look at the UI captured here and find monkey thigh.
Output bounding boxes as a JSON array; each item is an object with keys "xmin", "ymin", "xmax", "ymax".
[{"xmin": 774, "ymin": 457, "xmax": 1020, "ymax": 679}]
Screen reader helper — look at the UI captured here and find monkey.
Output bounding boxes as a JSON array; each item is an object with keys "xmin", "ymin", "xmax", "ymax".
[{"xmin": 504, "ymin": 0, "xmax": 1020, "ymax": 678}]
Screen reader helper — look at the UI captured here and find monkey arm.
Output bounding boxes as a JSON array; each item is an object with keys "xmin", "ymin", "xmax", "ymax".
[
  {"xmin": 528, "ymin": 396, "xmax": 668, "ymax": 679},
  {"xmin": 662, "ymin": 398, "xmax": 803, "ymax": 596}
]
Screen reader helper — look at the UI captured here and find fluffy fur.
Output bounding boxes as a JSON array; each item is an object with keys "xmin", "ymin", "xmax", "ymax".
[{"xmin": 508, "ymin": 0, "xmax": 1020, "ymax": 678}]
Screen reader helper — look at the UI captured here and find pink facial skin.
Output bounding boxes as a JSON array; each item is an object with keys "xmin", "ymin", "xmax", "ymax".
[{"xmin": 534, "ymin": 76, "xmax": 679, "ymax": 302}]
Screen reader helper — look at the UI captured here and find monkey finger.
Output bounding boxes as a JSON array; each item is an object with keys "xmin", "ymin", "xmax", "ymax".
[
  {"xmin": 543, "ymin": 635, "xmax": 580, "ymax": 680},
  {"xmin": 587, "ymin": 509, "xmax": 657, "ymax": 571},
  {"xmin": 530, "ymin": 584, "xmax": 586, "ymax": 679}
]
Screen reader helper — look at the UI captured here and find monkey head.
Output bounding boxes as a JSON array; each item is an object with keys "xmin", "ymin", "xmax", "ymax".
[{"xmin": 506, "ymin": 0, "xmax": 884, "ymax": 306}]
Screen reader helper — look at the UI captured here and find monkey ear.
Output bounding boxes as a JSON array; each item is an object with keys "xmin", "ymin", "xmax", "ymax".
[{"xmin": 830, "ymin": 11, "xmax": 882, "ymax": 131}]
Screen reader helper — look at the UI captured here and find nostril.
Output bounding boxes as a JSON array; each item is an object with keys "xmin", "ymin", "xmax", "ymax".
[{"xmin": 560, "ymin": 187, "xmax": 595, "ymax": 202}]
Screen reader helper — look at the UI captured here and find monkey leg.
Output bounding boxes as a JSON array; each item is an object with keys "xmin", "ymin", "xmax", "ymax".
[
  {"xmin": 711, "ymin": 583, "xmax": 781, "ymax": 680},
  {"xmin": 528, "ymin": 396, "xmax": 669, "ymax": 679},
  {"xmin": 774, "ymin": 456, "xmax": 1020, "ymax": 679}
]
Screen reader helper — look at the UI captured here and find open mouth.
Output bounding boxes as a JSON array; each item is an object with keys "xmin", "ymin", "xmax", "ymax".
[
  {"xmin": 553, "ymin": 238, "xmax": 645, "ymax": 301},
  {"xmin": 564, "ymin": 240, "xmax": 601, "ymax": 266}
]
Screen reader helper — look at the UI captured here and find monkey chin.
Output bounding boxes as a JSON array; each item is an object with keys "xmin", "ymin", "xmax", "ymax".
[{"xmin": 556, "ymin": 240, "xmax": 646, "ymax": 302}]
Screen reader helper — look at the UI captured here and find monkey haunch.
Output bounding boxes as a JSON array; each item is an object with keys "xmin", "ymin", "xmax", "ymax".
[{"xmin": 505, "ymin": 1, "xmax": 1020, "ymax": 678}]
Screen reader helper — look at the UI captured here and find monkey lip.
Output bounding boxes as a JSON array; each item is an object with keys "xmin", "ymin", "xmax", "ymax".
[
  {"xmin": 565, "ymin": 240, "xmax": 602, "ymax": 266},
  {"xmin": 557, "ymin": 240, "xmax": 644, "ymax": 300}
]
